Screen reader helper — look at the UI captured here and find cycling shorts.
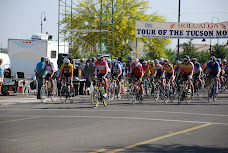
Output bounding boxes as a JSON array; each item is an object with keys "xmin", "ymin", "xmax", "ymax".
[
  {"xmin": 183, "ymin": 73, "xmax": 191, "ymax": 81},
  {"xmin": 209, "ymin": 72, "xmax": 219, "ymax": 78},
  {"xmin": 45, "ymin": 73, "xmax": 56, "ymax": 80},
  {"xmin": 112, "ymin": 73, "xmax": 122, "ymax": 81},
  {"xmin": 193, "ymin": 73, "xmax": 200, "ymax": 79},
  {"xmin": 166, "ymin": 73, "xmax": 173, "ymax": 80}
]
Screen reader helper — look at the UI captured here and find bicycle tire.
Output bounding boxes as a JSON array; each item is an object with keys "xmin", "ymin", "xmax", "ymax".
[
  {"xmin": 60, "ymin": 86, "xmax": 67, "ymax": 103},
  {"xmin": 51, "ymin": 85, "xmax": 58, "ymax": 102},
  {"xmin": 91, "ymin": 89, "xmax": 99, "ymax": 108},
  {"xmin": 69, "ymin": 86, "xmax": 75, "ymax": 103},
  {"xmin": 40, "ymin": 85, "xmax": 48, "ymax": 103}
]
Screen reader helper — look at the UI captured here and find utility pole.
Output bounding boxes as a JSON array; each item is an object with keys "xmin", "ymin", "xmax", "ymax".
[{"xmin": 177, "ymin": 0, "xmax": 181, "ymax": 59}]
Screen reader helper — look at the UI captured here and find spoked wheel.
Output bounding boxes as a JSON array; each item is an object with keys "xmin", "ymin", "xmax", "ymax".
[
  {"xmin": 60, "ymin": 86, "xmax": 67, "ymax": 103},
  {"xmin": 145, "ymin": 84, "xmax": 152, "ymax": 97},
  {"xmin": 51, "ymin": 85, "xmax": 58, "ymax": 102},
  {"xmin": 154, "ymin": 87, "xmax": 160, "ymax": 101},
  {"xmin": 40, "ymin": 85, "xmax": 48, "ymax": 103},
  {"xmin": 91, "ymin": 89, "xmax": 99, "ymax": 108},
  {"xmin": 69, "ymin": 87, "xmax": 75, "ymax": 103},
  {"xmin": 163, "ymin": 86, "xmax": 169, "ymax": 104},
  {"xmin": 178, "ymin": 89, "xmax": 182, "ymax": 105},
  {"xmin": 109, "ymin": 84, "xmax": 115, "ymax": 101},
  {"xmin": 186, "ymin": 90, "xmax": 192, "ymax": 104},
  {"xmin": 208, "ymin": 85, "xmax": 213, "ymax": 103},
  {"xmin": 131, "ymin": 87, "xmax": 137, "ymax": 105},
  {"xmin": 127, "ymin": 86, "xmax": 133, "ymax": 101}
]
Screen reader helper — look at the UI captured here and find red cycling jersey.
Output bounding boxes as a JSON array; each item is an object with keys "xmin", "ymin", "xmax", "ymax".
[{"xmin": 130, "ymin": 65, "xmax": 143, "ymax": 78}]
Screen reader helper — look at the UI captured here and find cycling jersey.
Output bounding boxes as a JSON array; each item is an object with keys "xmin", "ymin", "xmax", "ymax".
[
  {"xmin": 153, "ymin": 64, "xmax": 163, "ymax": 77},
  {"xmin": 130, "ymin": 65, "xmax": 143, "ymax": 78},
  {"xmin": 0, "ymin": 64, "xmax": 4, "ymax": 75},
  {"xmin": 125, "ymin": 60, "xmax": 132, "ymax": 73},
  {"xmin": 179, "ymin": 62, "xmax": 194, "ymax": 74},
  {"xmin": 94, "ymin": 60, "xmax": 109, "ymax": 74},
  {"xmin": 42, "ymin": 62, "xmax": 56, "ymax": 74},
  {"xmin": 163, "ymin": 64, "xmax": 173, "ymax": 74},
  {"xmin": 142, "ymin": 65, "xmax": 149, "ymax": 74},
  {"xmin": 110, "ymin": 63, "xmax": 122, "ymax": 75},
  {"xmin": 60, "ymin": 63, "xmax": 74, "ymax": 78},
  {"xmin": 147, "ymin": 65, "xmax": 154, "ymax": 74},
  {"xmin": 193, "ymin": 62, "xmax": 201, "ymax": 74},
  {"xmin": 206, "ymin": 61, "xmax": 220, "ymax": 73}
]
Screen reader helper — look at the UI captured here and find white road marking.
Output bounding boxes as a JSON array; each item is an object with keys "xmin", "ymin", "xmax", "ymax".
[
  {"xmin": 0, "ymin": 109, "xmax": 227, "ymax": 117},
  {"xmin": 0, "ymin": 115, "xmax": 227, "ymax": 125},
  {"xmin": 0, "ymin": 139, "xmax": 17, "ymax": 142}
]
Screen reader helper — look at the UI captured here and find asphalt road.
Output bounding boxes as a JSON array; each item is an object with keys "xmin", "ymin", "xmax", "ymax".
[{"xmin": 0, "ymin": 92, "xmax": 228, "ymax": 153}]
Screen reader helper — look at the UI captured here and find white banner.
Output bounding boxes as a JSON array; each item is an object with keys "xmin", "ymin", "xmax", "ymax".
[{"xmin": 135, "ymin": 20, "xmax": 228, "ymax": 39}]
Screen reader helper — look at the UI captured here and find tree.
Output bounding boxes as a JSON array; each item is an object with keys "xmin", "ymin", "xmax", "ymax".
[
  {"xmin": 211, "ymin": 44, "xmax": 228, "ymax": 59},
  {"xmin": 60, "ymin": 0, "xmax": 170, "ymax": 58}
]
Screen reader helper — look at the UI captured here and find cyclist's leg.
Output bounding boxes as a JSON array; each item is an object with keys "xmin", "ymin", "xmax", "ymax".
[{"xmin": 118, "ymin": 75, "xmax": 122, "ymax": 94}]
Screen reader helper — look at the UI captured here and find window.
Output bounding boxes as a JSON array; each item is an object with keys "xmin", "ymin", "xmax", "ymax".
[{"xmin": 51, "ymin": 51, "xmax": 56, "ymax": 58}]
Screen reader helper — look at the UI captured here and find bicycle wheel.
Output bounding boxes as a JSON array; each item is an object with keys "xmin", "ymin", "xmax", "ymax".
[
  {"xmin": 60, "ymin": 86, "xmax": 67, "ymax": 103},
  {"xmin": 208, "ymin": 85, "xmax": 213, "ymax": 103},
  {"xmin": 109, "ymin": 84, "xmax": 115, "ymax": 101},
  {"xmin": 131, "ymin": 86, "xmax": 137, "ymax": 104},
  {"xmin": 40, "ymin": 85, "xmax": 48, "ymax": 103},
  {"xmin": 154, "ymin": 86, "xmax": 160, "ymax": 101},
  {"xmin": 163, "ymin": 85, "xmax": 169, "ymax": 104},
  {"xmin": 91, "ymin": 88, "xmax": 99, "ymax": 108},
  {"xmin": 177, "ymin": 87, "xmax": 182, "ymax": 105},
  {"xmin": 127, "ymin": 85, "xmax": 133, "ymax": 101},
  {"xmin": 69, "ymin": 86, "xmax": 75, "ymax": 103},
  {"xmin": 51, "ymin": 85, "xmax": 58, "ymax": 102}
]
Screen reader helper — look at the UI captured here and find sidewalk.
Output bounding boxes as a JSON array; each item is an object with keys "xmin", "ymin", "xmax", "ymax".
[
  {"xmin": 0, "ymin": 92, "xmax": 41, "ymax": 105},
  {"xmin": 0, "ymin": 92, "xmax": 90, "ymax": 105}
]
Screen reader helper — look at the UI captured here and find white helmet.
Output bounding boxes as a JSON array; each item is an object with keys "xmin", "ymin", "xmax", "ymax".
[
  {"xmin": 154, "ymin": 59, "xmax": 159, "ymax": 64},
  {"xmin": 63, "ymin": 58, "xmax": 70, "ymax": 64},
  {"xmin": 107, "ymin": 59, "xmax": 111, "ymax": 64},
  {"xmin": 134, "ymin": 58, "xmax": 139, "ymax": 62},
  {"xmin": 44, "ymin": 57, "xmax": 50, "ymax": 62},
  {"xmin": 223, "ymin": 59, "xmax": 227, "ymax": 63},
  {"xmin": 112, "ymin": 59, "xmax": 117, "ymax": 64},
  {"xmin": 159, "ymin": 57, "xmax": 164, "ymax": 63}
]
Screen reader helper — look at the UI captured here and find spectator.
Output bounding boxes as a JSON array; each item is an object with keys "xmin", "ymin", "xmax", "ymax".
[
  {"xmin": 82, "ymin": 59, "xmax": 93, "ymax": 94},
  {"xmin": 0, "ymin": 58, "xmax": 9, "ymax": 96},
  {"xmin": 69, "ymin": 57, "xmax": 76, "ymax": 69},
  {"xmin": 35, "ymin": 57, "xmax": 45, "ymax": 99}
]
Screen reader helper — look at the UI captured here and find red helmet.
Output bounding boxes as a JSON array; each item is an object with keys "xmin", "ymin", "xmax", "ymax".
[{"xmin": 164, "ymin": 59, "xmax": 169, "ymax": 64}]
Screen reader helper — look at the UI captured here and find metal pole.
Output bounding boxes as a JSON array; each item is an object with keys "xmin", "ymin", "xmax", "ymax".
[
  {"xmin": 41, "ymin": 12, "xmax": 43, "ymax": 33},
  {"xmin": 100, "ymin": 0, "xmax": 103, "ymax": 54},
  {"xmin": 58, "ymin": 0, "xmax": 60, "ymax": 55},
  {"xmin": 177, "ymin": 0, "xmax": 180, "ymax": 59},
  {"xmin": 211, "ymin": 17, "xmax": 219, "ymax": 44},
  {"xmin": 136, "ymin": 38, "xmax": 138, "ymax": 58}
]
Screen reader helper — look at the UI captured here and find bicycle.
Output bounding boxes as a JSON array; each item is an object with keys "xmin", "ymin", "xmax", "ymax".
[
  {"xmin": 163, "ymin": 78, "xmax": 175, "ymax": 103},
  {"xmin": 127, "ymin": 78, "xmax": 143, "ymax": 104},
  {"xmin": 109, "ymin": 76, "xmax": 121, "ymax": 100},
  {"xmin": 208, "ymin": 76, "xmax": 218, "ymax": 102},
  {"xmin": 143, "ymin": 76, "xmax": 153, "ymax": 97},
  {"xmin": 59, "ymin": 77, "xmax": 75, "ymax": 103},
  {"xmin": 193, "ymin": 76, "xmax": 205, "ymax": 97},
  {"xmin": 178, "ymin": 79, "xmax": 192, "ymax": 105},
  {"xmin": 153, "ymin": 77, "xmax": 163, "ymax": 101},
  {"xmin": 90, "ymin": 77, "xmax": 110, "ymax": 108},
  {"xmin": 40, "ymin": 78, "xmax": 58, "ymax": 103}
]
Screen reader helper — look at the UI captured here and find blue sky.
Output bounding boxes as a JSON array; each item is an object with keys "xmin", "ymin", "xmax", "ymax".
[{"xmin": 1, "ymin": 0, "xmax": 228, "ymax": 49}]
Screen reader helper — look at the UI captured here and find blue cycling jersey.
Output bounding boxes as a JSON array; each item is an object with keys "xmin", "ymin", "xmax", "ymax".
[
  {"xmin": 206, "ymin": 61, "xmax": 220, "ymax": 73},
  {"xmin": 193, "ymin": 62, "xmax": 201, "ymax": 73}
]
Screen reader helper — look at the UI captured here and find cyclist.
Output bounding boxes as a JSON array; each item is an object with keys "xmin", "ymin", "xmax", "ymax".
[
  {"xmin": 191, "ymin": 58, "xmax": 203, "ymax": 90},
  {"xmin": 110, "ymin": 59, "xmax": 122, "ymax": 99},
  {"xmin": 125, "ymin": 55, "xmax": 134, "ymax": 75},
  {"xmin": 39, "ymin": 57, "xmax": 56, "ymax": 94},
  {"xmin": 129, "ymin": 60, "xmax": 144, "ymax": 98},
  {"xmin": 92, "ymin": 54, "xmax": 109, "ymax": 98},
  {"xmin": 58, "ymin": 58, "xmax": 74, "ymax": 96},
  {"xmin": 159, "ymin": 58, "xmax": 164, "ymax": 66},
  {"xmin": 205, "ymin": 56, "xmax": 220, "ymax": 93},
  {"xmin": 142, "ymin": 60, "xmax": 149, "ymax": 74},
  {"xmin": 217, "ymin": 58, "xmax": 224, "ymax": 88},
  {"xmin": 177, "ymin": 55, "xmax": 194, "ymax": 94},
  {"xmin": 174, "ymin": 60, "xmax": 181, "ymax": 76},
  {"xmin": 152, "ymin": 59, "xmax": 164, "ymax": 89},
  {"xmin": 146, "ymin": 60, "xmax": 154, "ymax": 77},
  {"xmin": 163, "ymin": 59, "xmax": 175, "ymax": 90}
]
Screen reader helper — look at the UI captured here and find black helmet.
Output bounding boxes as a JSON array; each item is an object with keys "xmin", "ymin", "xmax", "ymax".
[{"xmin": 183, "ymin": 55, "xmax": 190, "ymax": 61}]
